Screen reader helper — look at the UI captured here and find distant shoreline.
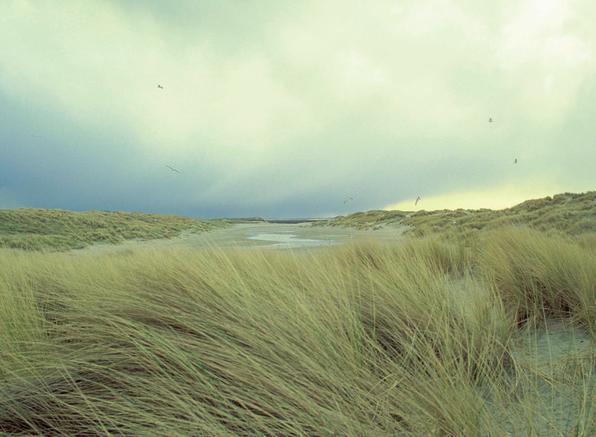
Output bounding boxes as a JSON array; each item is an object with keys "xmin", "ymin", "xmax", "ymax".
[
  {"xmin": 224, "ymin": 218, "xmax": 327, "ymax": 224},
  {"xmin": 265, "ymin": 218, "xmax": 326, "ymax": 224}
]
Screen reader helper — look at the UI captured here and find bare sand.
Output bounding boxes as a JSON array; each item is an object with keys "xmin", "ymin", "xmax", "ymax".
[
  {"xmin": 495, "ymin": 320, "xmax": 594, "ymax": 435},
  {"xmin": 71, "ymin": 222, "xmax": 407, "ymax": 254}
]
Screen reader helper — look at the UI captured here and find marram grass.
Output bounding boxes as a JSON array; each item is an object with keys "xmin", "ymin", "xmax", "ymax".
[{"xmin": 0, "ymin": 228, "xmax": 594, "ymax": 435}]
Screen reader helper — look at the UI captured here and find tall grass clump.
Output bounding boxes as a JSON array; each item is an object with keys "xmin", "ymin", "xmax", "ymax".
[
  {"xmin": 0, "ymin": 230, "xmax": 593, "ymax": 435},
  {"xmin": 479, "ymin": 227, "xmax": 596, "ymax": 335}
]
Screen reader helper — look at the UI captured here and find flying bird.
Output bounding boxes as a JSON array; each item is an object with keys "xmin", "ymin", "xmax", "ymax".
[
  {"xmin": 514, "ymin": 158, "xmax": 518, "ymax": 164},
  {"xmin": 157, "ymin": 84, "xmax": 164, "ymax": 89},
  {"xmin": 343, "ymin": 196, "xmax": 353, "ymax": 205},
  {"xmin": 415, "ymin": 196, "xmax": 421, "ymax": 206},
  {"xmin": 165, "ymin": 165, "xmax": 181, "ymax": 174},
  {"xmin": 489, "ymin": 117, "xmax": 494, "ymax": 123}
]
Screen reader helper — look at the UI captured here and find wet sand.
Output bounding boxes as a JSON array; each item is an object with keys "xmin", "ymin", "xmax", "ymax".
[{"xmin": 72, "ymin": 222, "xmax": 407, "ymax": 254}]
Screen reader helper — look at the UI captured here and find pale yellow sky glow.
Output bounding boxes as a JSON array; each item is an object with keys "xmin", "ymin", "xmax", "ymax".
[
  {"xmin": 0, "ymin": 0, "xmax": 594, "ymax": 217},
  {"xmin": 384, "ymin": 180, "xmax": 565, "ymax": 211}
]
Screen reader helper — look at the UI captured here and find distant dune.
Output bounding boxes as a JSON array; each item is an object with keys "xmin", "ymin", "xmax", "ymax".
[
  {"xmin": 0, "ymin": 209, "xmax": 227, "ymax": 251},
  {"xmin": 2, "ymin": 192, "xmax": 594, "ymax": 252},
  {"xmin": 315, "ymin": 191, "xmax": 596, "ymax": 238}
]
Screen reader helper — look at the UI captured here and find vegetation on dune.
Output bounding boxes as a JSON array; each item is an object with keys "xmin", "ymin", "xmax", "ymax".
[
  {"xmin": 315, "ymin": 191, "xmax": 596, "ymax": 238},
  {"xmin": 0, "ymin": 208, "xmax": 227, "ymax": 251},
  {"xmin": 0, "ymin": 228, "xmax": 594, "ymax": 435}
]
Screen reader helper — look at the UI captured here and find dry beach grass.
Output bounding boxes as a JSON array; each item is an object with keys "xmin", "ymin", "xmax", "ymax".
[{"xmin": 0, "ymin": 227, "xmax": 594, "ymax": 435}]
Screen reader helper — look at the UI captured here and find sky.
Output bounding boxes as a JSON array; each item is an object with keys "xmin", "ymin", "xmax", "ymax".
[{"xmin": 1, "ymin": 0, "xmax": 595, "ymax": 218}]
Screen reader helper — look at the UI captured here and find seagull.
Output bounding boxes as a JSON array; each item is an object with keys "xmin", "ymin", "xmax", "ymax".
[
  {"xmin": 165, "ymin": 165, "xmax": 181, "ymax": 174},
  {"xmin": 514, "ymin": 158, "xmax": 518, "ymax": 164},
  {"xmin": 157, "ymin": 84, "xmax": 164, "ymax": 89},
  {"xmin": 415, "ymin": 196, "xmax": 421, "ymax": 206}
]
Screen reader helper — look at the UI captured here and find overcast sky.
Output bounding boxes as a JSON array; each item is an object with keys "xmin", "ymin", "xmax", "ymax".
[{"xmin": 1, "ymin": 0, "xmax": 595, "ymax": 218}]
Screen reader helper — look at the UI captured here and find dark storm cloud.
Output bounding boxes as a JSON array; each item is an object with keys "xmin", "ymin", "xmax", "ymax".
[{"xmin": 1, "ymin": 0, "xmax": 595, "ymax": 216}]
